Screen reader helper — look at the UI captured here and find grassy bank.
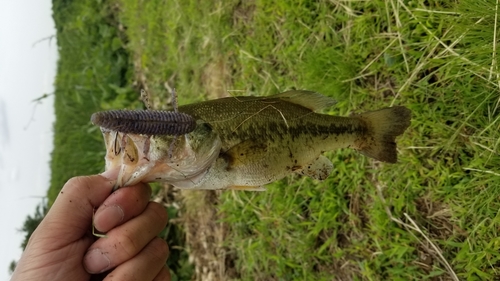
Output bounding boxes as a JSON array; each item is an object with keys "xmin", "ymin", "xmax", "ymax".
[
  {"xmin": 41, "ymin": 0, "xmax": 500, "ymax": 280},
  {"xmin": 48, "ymin": 0, "xmax": 133, "ymax": 203},
  {"xmin": 115, "ymin": 0, "xmax": 500, "ymax": 279}
]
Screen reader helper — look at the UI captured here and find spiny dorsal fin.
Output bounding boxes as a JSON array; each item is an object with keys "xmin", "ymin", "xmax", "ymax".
[{"xmin": 273, "ymin": 90, "xmax": 336, "ymax": 112}]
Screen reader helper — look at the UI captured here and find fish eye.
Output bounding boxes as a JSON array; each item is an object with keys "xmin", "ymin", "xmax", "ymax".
[{"xmin": 200, "ymin": 122, "xmax": 212, "ymax": 132}]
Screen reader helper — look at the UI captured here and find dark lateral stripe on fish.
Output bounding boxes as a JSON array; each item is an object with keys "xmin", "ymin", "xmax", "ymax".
[
  {"xmin": 275, "ymin": 123, "xmax": 365, "ymax": 141},
  {"xmin": 91, "ymin": 110, "xmax": 197, "ymax": 135},
  {"xmin": 219, "ymin": 120, "xmax": 367, "ymax": 143}
]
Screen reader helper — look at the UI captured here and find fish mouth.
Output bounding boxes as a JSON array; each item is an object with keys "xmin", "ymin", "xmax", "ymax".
[{"xmin": 100, "ymin": 123, "xmax": 221, "ymax": 188}]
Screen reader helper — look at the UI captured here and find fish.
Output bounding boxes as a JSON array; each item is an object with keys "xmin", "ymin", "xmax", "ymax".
[{"xmin": 94, "ymin": 90, "xmax": 411, "ymax": 190}]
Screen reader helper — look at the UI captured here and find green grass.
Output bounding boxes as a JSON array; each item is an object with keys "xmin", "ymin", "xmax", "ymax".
[
  {"xmin": 36, "ymin": 0, "xmax": 500, "ymax": 280},
  {"xmin": 115, "ymin": 0, "xmax": 500, "ymax": 279},
  {"xmin": 48, "ymin": 0, "xmax": 135, "ymax": 203}
]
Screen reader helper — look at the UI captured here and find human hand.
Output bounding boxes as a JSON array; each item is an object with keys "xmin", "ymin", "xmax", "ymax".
[{"xmin": 11, "ymin": 171, "xmax": 170, "ymax": 281}]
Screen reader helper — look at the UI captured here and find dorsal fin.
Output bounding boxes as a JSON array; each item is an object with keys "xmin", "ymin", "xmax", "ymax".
[{"xmin": 272, "ymin": 90, "xmax": 337, "ymax": 112}]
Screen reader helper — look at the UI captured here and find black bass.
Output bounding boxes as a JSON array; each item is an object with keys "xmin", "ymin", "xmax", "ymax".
[{"xmin": 92, "ymin": 90, "xmax": 411, "ymax": 190}]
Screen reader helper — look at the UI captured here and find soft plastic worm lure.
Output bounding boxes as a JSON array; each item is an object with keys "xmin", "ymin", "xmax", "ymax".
[{"xmin": 91, "ymin": 109, "xmax": 197, "ymax": 135}]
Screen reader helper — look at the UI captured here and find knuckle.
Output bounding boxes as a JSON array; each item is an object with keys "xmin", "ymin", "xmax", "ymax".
[
  {"xmin": 114, "ymin": 183, "xmax": 151, "ymax": 206},
  {"xmin": 148, "ymin": 238, "xmax": 169, "ymax": 261},
  {"xmin": 139, "ymin": 182, "xmax": 152, "ymax": 197},
  {"xmin": 148, "ymin": 202, "xmax": 169, "ymax": 224},
  {"xmin": 118, "ymin": 231, "xmax": 140, "ymax": 256},
  {"xmin": 132, "ymin": 183, "xmax": 152, "ymax": 203},
  {"xmin": 64, "ymin": 176, "xmax": 90, "ymax": 190},
  {"xmin": 153, "ymin": 265, "xmax": 172, "ymax": 281},
  {"xmin": 153, "ymin": 265, "xmax": 171, "ymax": 281},
  {"xmin": 62, "ymin": 176, "xmax": 96, "ymax": 196}
]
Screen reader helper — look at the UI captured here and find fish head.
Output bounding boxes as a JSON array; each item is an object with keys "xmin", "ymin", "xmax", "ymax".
[{"xmin": 100, "ymin": 121, "xmax": 221, "ymax": 188}]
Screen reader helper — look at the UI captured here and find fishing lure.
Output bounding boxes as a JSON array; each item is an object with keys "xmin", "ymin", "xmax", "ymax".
[{"xmin": 91, "ymin": 109, "xmax": 196, "ymax": 135}]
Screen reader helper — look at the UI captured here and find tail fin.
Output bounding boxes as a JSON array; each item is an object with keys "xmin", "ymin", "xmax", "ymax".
[{"xmin": 354, "ymin": 106, "xmax": 411, "ymax": 163}]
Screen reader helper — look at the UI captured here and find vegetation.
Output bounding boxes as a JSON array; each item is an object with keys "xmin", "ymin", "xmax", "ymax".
[
  {"xmin": 48, "ymin": 0, "xmax": 133, "ymax": 202},
  {"xmin": 15, "ymin": 0, "xmax": 500, "ymax": 280}
]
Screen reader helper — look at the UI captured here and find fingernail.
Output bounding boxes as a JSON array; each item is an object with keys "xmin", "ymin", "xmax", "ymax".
[
  {"xmin": 94, "ymin": 205, "xmax": 124, "ymax": 232},
  {"xmin": 84, "ymin": 248, "xmax": 111, "ymax": 273}
]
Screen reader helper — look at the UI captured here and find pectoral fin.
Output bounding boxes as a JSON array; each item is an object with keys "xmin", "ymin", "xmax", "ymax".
[{"xmin": 294, "ymin": 155, "xmax": 333, "ymax": 180}]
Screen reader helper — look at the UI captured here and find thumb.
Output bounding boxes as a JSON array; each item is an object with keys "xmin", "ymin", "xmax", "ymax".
[{"xmin": 38, "ymin": 169, "xmax": 118, "ymax": 244}]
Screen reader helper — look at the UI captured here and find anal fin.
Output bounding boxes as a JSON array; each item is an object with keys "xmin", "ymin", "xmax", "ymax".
[{"xmin": 228, "ymin": 185, "xmax": 267, "ymax": 191}]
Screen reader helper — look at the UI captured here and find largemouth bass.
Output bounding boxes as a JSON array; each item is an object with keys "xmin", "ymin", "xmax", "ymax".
[{"xmin": 93, "ymin": 90, "xmax": 411, "ymax": 190}]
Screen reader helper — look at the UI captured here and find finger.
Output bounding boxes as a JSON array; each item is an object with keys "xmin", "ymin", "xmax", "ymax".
[
  {"xmin": 93, "ymin": 183, "xmax": 151, "ymax": 233},
  {"xmin": 103, "ymin": 237, "xmax": 169, "ymax": 281},
  {"xmin": 34, "ymin": 170, "xmax": 119, "ymax": 247},
  {"xmin": 84, "ymin": 202, "xmax": 168, "ymax": 273},
  {"xmin": 153, "ymin": 265, "xmax": 172, "ymax": 281}
]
